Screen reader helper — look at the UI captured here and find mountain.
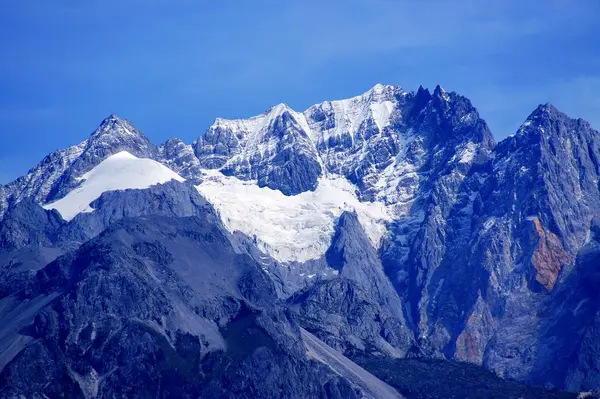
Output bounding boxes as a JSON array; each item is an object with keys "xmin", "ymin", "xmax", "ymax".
[
  {"xmin": 0, "ymin": 185, "xmax": 398, "ymax": 398},
  {"xmin": 531, "ymin": 216, "xmax": 600, "ymax": 391},
  {"xmin": 0, "ymin": 115, "xmax": 159, "ymax": 219},
  {"xmin": 196, "ymin": 103, "xmax": 323, "ymax": 195},
  {"xmin": 288, "ymin": 212, "xmax": 413, "ymax": 358},
  {"xmin": 0, "ymin": 213, "xmax": 397, "ymax": 398},
  {"xmin": 1, "ymin": 83, "xmax": 599, "ymax": 396},
  {"xmin": 159, "ymin": 138, "xmax": 203, "ymax": 182}
]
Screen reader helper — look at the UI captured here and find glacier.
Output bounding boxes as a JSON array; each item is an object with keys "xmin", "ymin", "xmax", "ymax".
[
  {"xmin": 196, "ymin": 170, "xmax": 390, "ymax": 263},
  {"xmin": 43, "ymin": 151, "xmax": 184, "ymax": 221}
]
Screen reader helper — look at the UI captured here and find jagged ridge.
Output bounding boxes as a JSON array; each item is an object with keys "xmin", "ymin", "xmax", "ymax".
[{"xmin": 1, "ymin": 83, "xmax": 600, "ymax": 395}]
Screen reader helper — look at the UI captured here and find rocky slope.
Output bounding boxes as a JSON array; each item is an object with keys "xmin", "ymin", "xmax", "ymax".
[
  {"xmin": 393, "ymin": 103, "xmax": 600, "ymax": 387},
  {"xmin": 289, "ymin": 212, "xmax": 414, "ymax": 358},
  {"xmin": 0, "ymin": 198, "xmax": 397, "ymax": 397},
  {"xmin": 196, "ymin": 103, "xmax": 323, "ymax": 195},
  {"xmin": 1, "ymin": 83, "xmax": 599, "ymax": 395},
  {"xmin": 0, "ymin": 115, "xmax": 159, "ymax": 219}
]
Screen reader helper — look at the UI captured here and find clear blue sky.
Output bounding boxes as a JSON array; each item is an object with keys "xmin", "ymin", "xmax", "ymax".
[{"xmin": 1, "ymin": 0, "xmax": 599, "ymax": 184}]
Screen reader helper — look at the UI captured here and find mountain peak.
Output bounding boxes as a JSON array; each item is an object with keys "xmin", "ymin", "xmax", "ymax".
[
  {"xmin": 518, "ymin": 103, "xmax": 565, "ymax": 135},
  {"xmin": 433, "ymin": 84, "xmax": 450, "ymax": 101},
  {"xmin": 521, "ymin": 104, "xmax": 596, "ymax": 137},
  {"xmin": 266, "ymin": 102, "xmax": 295, "ymax": 118},
  {"xmin": 105, "ymin": 113, "xmax": 122, "ymax": 121},
  {"xmin": 415, "ymin": 85, "xmax": 432, "ymax": 100},
  {"xmin": 89, "ymin": 114, "xmax": 147, "ymax": 144},
  {"xmin": 96, "ymin": 113, "xmax": 126, "ymax": 129},
  {"xmin": 372, "ymin": 82, "xmax": 387, "ymax": 91},
  {"xmin": 531, "ymin": 102, "xmax": 559, "ymax": 117},
  {"xmin": 94, "ymin": 114, "xmax": 130, "ymax": 132},
  {"xmin": 210, "ymin": 103, "xmax": 298, "ymax": 131},
  {"xmin": 370, "ymin": 83, "xmax": 398, "ymax": 93},
  {"xmin": 363, "ymin": 83, "xmax": 403, "ymax": 102},
  {"xmin": 326, "ymin": 211, "xmax": 374, "ymax": 272}
]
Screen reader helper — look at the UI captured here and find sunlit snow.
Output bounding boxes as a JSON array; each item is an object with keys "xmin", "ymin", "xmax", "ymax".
[
  {"xmin": 369, "ymin": 101, "xmax": 395, "ymax": 131},
  {"xmin": 196, "ymin": 170, "xmax": 391, "ymax": 263},
  {"xmin": 305, "ymin": 84, "xmax": 401, "ymax": 145},
  {"xmin": 43, "ymin": 151, "xmax": 184, "ymax": 221},
  {"xmin": 459, "ymin": 142, "xmax": 477, "ymax": 164}
]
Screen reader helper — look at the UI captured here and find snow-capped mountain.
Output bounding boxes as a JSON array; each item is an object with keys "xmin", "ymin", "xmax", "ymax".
[
  {"xmin": 192, "ymin": 84, "xmax": 494, "ymax": 266},
  {"xmin": 43, "ymin": 151, "xmax": 185, "ymax": 221},
  {"xmin": 1, "ymin": 84, "xmax": 493, "ymax": 267},
  {"xmin": 1, "ymin": 83, "xmax": 599, "ymax": 396},
  {"xmin": 197, "ymin": 102, "xmax": 323, "ymax": 196},
  {"xmin": 0, "ymin": 114, "xmax": 160, "ymax": 218},
  {"xmin": 158, "ymin": 137, "xmax": 203, "ymax": 181}
]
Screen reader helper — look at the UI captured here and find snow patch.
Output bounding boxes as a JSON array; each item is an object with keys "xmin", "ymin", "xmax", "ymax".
[
  {"xmin": 304, "ymin": 85, "xmax": 402, "ymax": 145},
  {"xmin": 370, "ymin": 101, "xmax": 395, "ymax": 131},
  {"xmin": 43, "ymin": 151, "xmax": 184, "ymax": 221},
  {"xmin": 208, "ymin": 103, "xmax": 318, "ymax": 173},
  {"xmin": 195, "ymin": 170, "xmax": 390, "ymax": 263},
  {"xmin": 482, "ymin": 217, "xmax": 496, "ymax": 233},
  {"xmin": 459, "ymin": 142, "xmax": 477, "ymax": 164}
]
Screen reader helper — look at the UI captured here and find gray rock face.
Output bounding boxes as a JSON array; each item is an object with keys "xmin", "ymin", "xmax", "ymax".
[
  {"xmin": 3, "ymin": 84, "xmax": 600, "ymax": 394},
  {"xmin": 228, "ymin": 107, "xmax": 322, "ymax": 195},
  {"xmin": 467, "ymin": 105, "xmax": 600, "ymax": 383},
  {"xmin": 159, "ymin": 138, "xmax": 203, "ymax": 182},
  {"xmin": 0, "ymin": 199, "xmax": 65, "ymax": 252},
  {"xmin": 0, "ymin": 214, "xmax": 393, "ymax": 398},
  {"xmin": 528, "ymin": 217, "xmax": 600, "ymax": 391},
  {"xmin": 374, "ymin": 86, "xmax": 496, "ymax": 358},
  {"xmin": 0, "ymin": 185, "xmax": 8, "ymax": 218},
  {"xmin": 0, "ymin": 114, "xmax": 159, "ymax": 219},
  {"xmin": 305, "ymin": 84, "xmax": 494, "ymax": 200},
  {"xmin": 290, "ymin": 212, "xmax": 413, "ymax": 358},
  {"xmin": 378, "ymin": 101, "xmax": 600, "ymax": 390},
  {"xmin": 64, "ymin": 180, "xmax": 212, "ymax": 242},
  {"xmin": 303, "ymin": 84, "xmax": 408, "ymax": 197},
  {"xmin": 0, "ymin": 200, "xmax": 68, "ymax": 297},
  {"xmin": 0, "ymin": 181, "xmax": 215, "ymax": 303},
  {"xmin": 197, "ymin": 104, "xmax": 323, "ymax": 195},
  {"xmin": 0, "ymin": 177, "xmax": 283, "ymax": 308},
  {"xmin": 476, "ymin": 105, "xmax": 600, "ymax": 385},
  {"xmin": 1, "ymin": 141, "xmax": 87, "ymax": 218}
]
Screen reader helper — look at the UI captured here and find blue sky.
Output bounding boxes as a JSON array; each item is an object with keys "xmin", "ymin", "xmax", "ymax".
[{"xmin": 1, "ymin": 0, "xmax": 599, "ymax": 184}]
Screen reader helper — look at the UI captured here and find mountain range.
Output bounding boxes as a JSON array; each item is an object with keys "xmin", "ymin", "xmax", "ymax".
[{"xmin": 1, "ymin": 83, "xmax": 599, "ymax": 398}]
